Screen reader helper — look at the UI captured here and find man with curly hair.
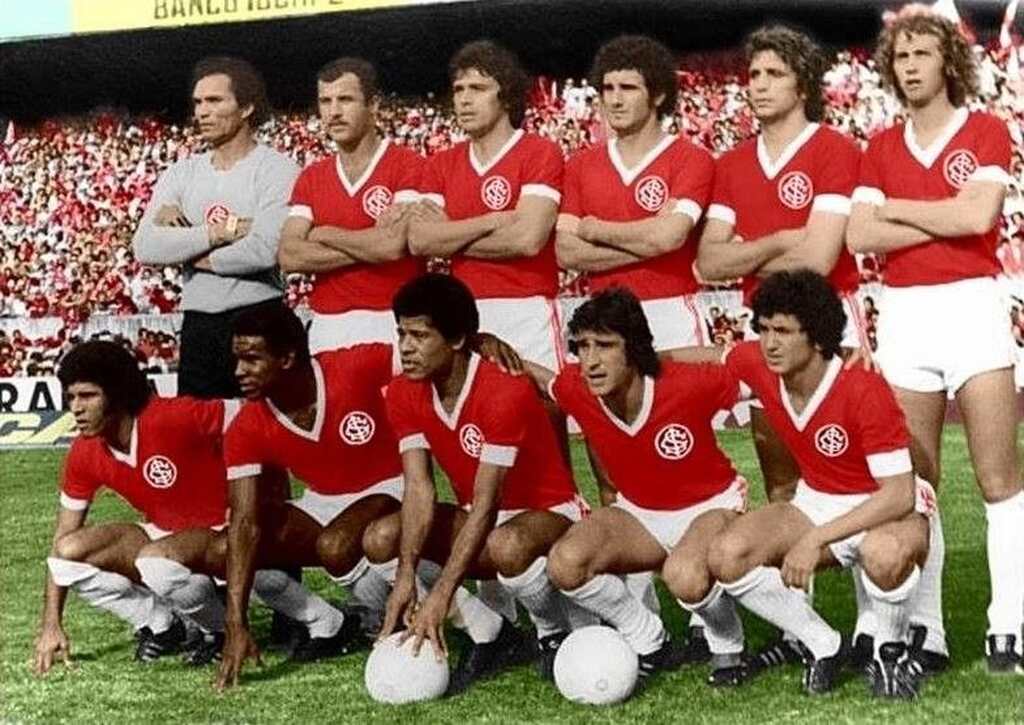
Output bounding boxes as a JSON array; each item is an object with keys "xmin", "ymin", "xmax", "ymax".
[{"xmin": 848, "ymin": 4, "xmax": 1023, "ymax": 675}]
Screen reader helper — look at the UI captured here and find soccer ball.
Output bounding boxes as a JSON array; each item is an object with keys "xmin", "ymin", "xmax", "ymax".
[
  {"xmin": 553, "ymin": 625, "xmax": 639, "ymax": 705},
  {"xmin": 364, "ymin": 632, "xmax": 450, "ymax": 704}
]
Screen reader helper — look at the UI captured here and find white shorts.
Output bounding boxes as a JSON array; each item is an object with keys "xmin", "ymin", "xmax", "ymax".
[
  {"xmin": 137, "ymin": 521, "xmax": 226, "ymax": 541},
  {"xmin": 875, "ymin": 277, "xmax": 1015, "ymax": 394},
  {"xmin": 744, "ymin": 291, "xmax": 865, "ymax": 350},
  {"xmin": 493, "ymin": 495, "xmax": 591, "ymax": 527},
  {"xmin": 612, "ymin": 477, "xmax": 748, "ymax": 551},
  {"xmin": 790, "ymin": 477, "xmax": 937, "ymax": 568},
  {"xmin": 289, "ymin": 476, "xmax": 404, "ymax": 528},
  {"xmin": 476, "ymin": 296, "xmax": 564, "ymax": 370},
  {"xmin": 641, "ymin": 295, "xmax": 706, "ymax": 351},
  {"xmin": 308, "ymin": 309, "xmax": 395, "ymax": 355}
]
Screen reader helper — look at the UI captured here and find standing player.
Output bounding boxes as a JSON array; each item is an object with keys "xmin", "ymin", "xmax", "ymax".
[
  {"xmin": 525, "ymin": 288, "xmax": 749, "ymax": 685},
  {"xmin": 33, "ymin": 341, "xmax": 233, "ymax": 673},
  {"xmin": 848, "ymin": 6, "xmax": 1024, "ymax": 673},
  {"xmin": 133, "ymin": 56, "xmax": 297, "ymax": 398},
  {"xmin": 556, "ymin": 35, "xmax": 714, "ymax": 352},
  {"xmin": 711, "ymin": 270, "xmax": 936, "ymax": 699},
  {"xmin": 278, "ymin": 57, "xmax": 424, "ymax": 353},
  {"xmin": 369, "ymin": 274, "xmax": 586, "ymax": 692}
]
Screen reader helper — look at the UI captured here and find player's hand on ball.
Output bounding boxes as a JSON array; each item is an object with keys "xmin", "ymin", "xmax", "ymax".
[
  {"xmin": 33, "ymin": 624, "xmax": 71, "ymax": 675},
  {"xmin": 379, "ymin": 573, "xmax": 417, "ymax": 641},
  {"xmin": 155, "ymin": 204, "xmax": 190, "ymax": 227},
  {"xmin": 406, "ymin": 590, "xmax": 449, "ymax": 663},
  {"xmin": 781, "ymin": 533, "xmax": 821, "ymax": 591},
  {"xmin": 215, "ymin": 624, "xmax": 261, "ymax": 691}
]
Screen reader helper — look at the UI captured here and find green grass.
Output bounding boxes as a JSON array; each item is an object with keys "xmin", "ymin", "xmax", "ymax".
[{"xmin": 2, "ymin": 428, "xmax": 1021, "ymax": 723}]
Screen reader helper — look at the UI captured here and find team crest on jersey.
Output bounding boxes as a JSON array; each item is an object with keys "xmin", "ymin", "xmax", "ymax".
[
  {"xmin": 778, "ymin": 171, "xmax": 813, "ymax": 210},
  {"xmin": 362, "ymin": 185, "xmax": 393, "ymax": 219},
  {"xmin": 654, "ymin": 424, "xmax": 694, "ymax": 460},
  {"xmin": 634, "ymin": 175, "xmax": 669, "ymax": 213},
  {"xmin": 205, "ymin": 204, "xmax": 231, "ymax": 225},
  {"xmin": 481, "ymin": 175, "xmax": 512, "ymax": 210},
  {"xmin": 814, "ymin": 424, "xmax": 849, "ymax": 457},
  {"xmin": 459, "ymin": 423, "xmax": 484, "ymax": 458},
  {"xmin": 942, "ymin": 149, "xmax": 978, "ymax": 189},
  {"xmin": 339, "ymin": 411, "xmax": 376, "ymax": 445},
  {"xmin": 143, "ymin": 455, "xmax": 177, "ymax": 489}
]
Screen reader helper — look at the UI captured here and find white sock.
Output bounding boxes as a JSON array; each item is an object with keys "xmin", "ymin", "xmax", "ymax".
[
  {"xmin": 984, "ymin": 491, "xmax": 1024, "ymax": 641},
  {"xmin": 782, "ymin": 579, "xmax": 815, "ymax": 645},
  {"xmin": 908, "ymin": 507, "xmax": 948, "ymax": 655},
  {"xmin": 416, "ymin": 560, "xmax": 503, "ymax": 644},
  {"xmin": 565, "ymin": 574, "xmax": 666, "ymax": 656},
  {"xmin": 625, "ymin": 571, "xmax": 661, "ymax": 614},
  {"xmin": 722, "ymin": 566, "xmax": 839, "ymax": 660},
  {"xmin": 851, "ymin": 565, "xmax": 877, "ymax": 639},
  {"xmin": 679, "ymin": 584, "xmax": 744, "ymax": 655},
  {"xmin": 498, "ymin": 557, "xmax": 566, "ymax": 638},
  {"xmin": 332, "ymin": 557, "xmax": 391, "ymax": 635},
  {"xmin": 253, "ymin": 569, "xmax": 342, "ymax": 639},
  {"xmin": 861, "ymin": 566, "xmax": 919, "ymax": 656},
  {"xmin": 48, "ymin": 557, "xmax": 173, "ymax": 633},
  {"xmin": 135, "ymin": 557, "xmax": 224, "ymax": 633}
]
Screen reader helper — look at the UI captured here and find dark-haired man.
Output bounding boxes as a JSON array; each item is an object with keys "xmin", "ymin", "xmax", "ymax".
[
  {"xmin": 34, "ymin": 341, "xmax": 236, "ymax": 674},
  {"xmin": 278, "ymin": 57, "xmax": 425, "ymax": 353},
  {"xmin": 710, "ymin": 270, "xmax": 935, "ymax": 699},
  {"xmin": 133, "ymin": 56, "xmax": 298, "ymax": 397}
]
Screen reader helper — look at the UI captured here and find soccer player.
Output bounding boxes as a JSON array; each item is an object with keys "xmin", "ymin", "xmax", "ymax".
[
  {"xmin": 848, "ymin": 6, "xmax": 1024, "ymax": 673},
  {"xmin": 556, "ymin": 35, "xmax": 715, "ymax": 352},
  {"xmin": 408, "ymin": 40, "xmax": 564, "ymax": 371},
  {"xmin": 277, "ymin": 57, "xmax": 424, "ymax": 353},
  {"xmin": 369, "ymin": 273, "xmax": 587, "ymax": 692},
  {"xmin": 33, "ymin": 341, "xmax": 233, "ymax": 673},
  {"xmin": 525, "ymin": 288, "xmax": 749, "ymax": 685},
  {"xmin": 133, "ymin": 56, "xmax": 298, "ymax": 397},
  {"xmin": 710, "ymin": 270, "xmax": 936, "ymax": 698}
]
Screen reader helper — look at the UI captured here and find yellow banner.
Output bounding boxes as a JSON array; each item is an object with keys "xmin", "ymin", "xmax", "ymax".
[{"xmin": 71, "ymin": 0, "xmax": 467, "ymax": 35}]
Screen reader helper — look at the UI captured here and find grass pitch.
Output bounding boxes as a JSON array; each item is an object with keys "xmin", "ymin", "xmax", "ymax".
[{"xmin": 2, "ymin": 428, "xmax": 1021, "ymax": 723}]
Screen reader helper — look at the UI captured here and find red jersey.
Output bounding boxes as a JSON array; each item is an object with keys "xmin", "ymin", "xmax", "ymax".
[
  {"xmin": 224, "ymin": 344, "xmax": 402, "ymax": 494},
  {"xmin": 550, "ymin": 362, "xmax": 738, "ymax": 510},
  {"xmin": 562, "ymin": 135, "xmax": 714, "ymax": 299},
  {"xmin": 707, "ymin": 124, "xmax": 861, "ymax": 300},
  {"xmin": 61, "ymin": 397, "xmax": 235, "ymax": 531},
  {"xmin": 856, "ymin": 109, "xmax": 1010, "ymax": 286},
  {"xmin": 420, "ymin": 130, "xmax": 561, "ymax": 299},
  {"xmin": 386, "ymin": 354, "xmax": 575, "ymax": 510},
  {"xmin": 289, "ymin": 140, "xmax": 425, "ymax": 313},
  {"xmin": 724, "ymin": 342, "xmax": 912, "ymax": 495}
]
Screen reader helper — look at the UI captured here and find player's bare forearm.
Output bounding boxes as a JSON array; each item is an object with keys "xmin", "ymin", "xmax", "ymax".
[
  {"xmin": 879, "ymin": 184, "xmax": 1004, "ymax": 239},
  {"xmin": 40, "ymin": 507, "xmax": 85, "ymax": 627},
  {"xmin": 278, "ymin": 238, "xmax": 357, "ymax": 274},
  {"xmin": 847, "ymin": 204, "xmax": 933, "ymax": 254},
  {"xmin": 224, "ymin": 477, "xmax": 262, "ymax": 629},
  {"xmin": 555, "ymin": 231, "xmax": 644, "ymax": 272},
  {"xmin": 434, "ymin": 467, "xmax": 503, "ymax": 597},
  {"xmin": 808, "ymin": 472, "xmax": 915, "ymax": 548},
  {"xmin": 465, "ymin": 197, "xmax": 556, "ymax": 259},
  {"xmin": 756, "ymin": 219, "xmax": 844, "ymax": 277},
  {"xmin": 697, "ymin": 227, "xmax": 794, "ymax": 281},
  {"xmin": 582, "ymin": 214, "xmax": 690, "ymax": 258},
  {"xmin": 408, "ymin": 214, "xmax": 501, "ymax": 258},
  {"xmin": 310, "ymin": 223, "xmax": 409, "ymax": 263},
  {"xmin": 396, "ymin": 457, "xmax": 437, "ymax": 578}
]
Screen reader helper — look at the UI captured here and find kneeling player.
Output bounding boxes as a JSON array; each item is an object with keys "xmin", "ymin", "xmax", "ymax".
[
  {"xmin": 370, "ymin": 273, "xmax": 587, "ymax": 693},
  {"xmin": 525, "ymin": 289, "xmax": 748, "ymax": 686},
  {"xmin": 34, "ymin": 341, "xmax": 234, "ymax": 673},
  {"xmin": 710, "ymin": 270, "xmax": 935, "ymax": 699}
]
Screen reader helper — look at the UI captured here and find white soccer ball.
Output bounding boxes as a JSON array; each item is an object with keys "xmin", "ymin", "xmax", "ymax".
[
  {"xmin": 553, "ymin": 625, "xmax": 639, "ymax": 705},
  {"xmin": 364, "ymin": 632, "xmax": 450, "ymax": 704}
]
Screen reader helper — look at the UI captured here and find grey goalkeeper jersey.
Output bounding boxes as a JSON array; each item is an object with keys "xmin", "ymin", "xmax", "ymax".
[{"xmin": 132, "ymin": 144, "xmax": 300, "ymax": 313}]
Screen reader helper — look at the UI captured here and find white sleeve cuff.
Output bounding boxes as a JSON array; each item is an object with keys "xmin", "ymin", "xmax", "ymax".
[
  {"xmin": 521, "ymin": 184, "xmax": 561, "ymax": 204},
  {"xmin": 706, "ymin": 203, "xmax": 736, "ymax": 226},
  {"xmin": 969, "ymin": 165, "xmax": 1011, "ymax": 186},
  {"xmin": 393, "ymin": 189, "xmax": 420, "ymax": 204},
  {"xmin": 852, "ymin": 186, "xmax": 885, "ymax": 206},
  {"xmin": 289, "ymin": 204, "xmax": 313, "ymax": 220},
  {"xmin": 60, "ymin": 492, "xmax": 90, "ymax": 511},
  {"xmin": 867, "ymin": 448, "xmax": 913, "ymax": 478},
  {"xmin": 421, "ymin": 193, "xmax": 445, "ymax": 208},
  {"xmin": 812, "ymin": 194, "xmax": 851, "ymax": 216},
  {"xmin": 673, "ymin": 198, "xmax": 703, "ymax": 224},
  {"xmin": 227, "ymin": 464, "xmax": 262, "ymax": 480},
  {"xmin": 399, "ymin": 433, "xmax": 430, "ymax": 453},
  {"xmin": 481, "ymin": 443, "xmax": 518, "ymax": 467},
  {"xmin": 222, "ymin": 399, "xmax": 241, "ymax": 431}
]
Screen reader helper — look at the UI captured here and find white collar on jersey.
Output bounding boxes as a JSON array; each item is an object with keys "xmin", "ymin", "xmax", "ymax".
[
  {"xmin": 597, "ymin": 375, "xmax": 654, "ymax": 437},
  {"xmin": 334, "ymin": 138, "xmax": 390, "ymax": 196},
  {"xmin": 469, "ymin": 129, "xmax": 524, "ymax": 176},
  {"xmin": 607, "ymin": 134, "xmax": 676, "ymax": 186},
  {"xmin": 756, "ymin": 122, "xmax": 820, "ymax": 180},
  {"xmin": 778, "ymin": 354, "xmax": 843, "ymax": 432},
  {"xmin": 106, "ymin": 418, "xmax": 139, "ymax": 467},
  {"xmin": 903, "ymin": 106, "xmax": 969, "ymax": 169},
  {"xmin": 432, "ymin": 353, "xmax": 481, "ymax": 430},
  {"xmin": 267, "ymin": 358, "xmax": 327, "ymax": 442}
]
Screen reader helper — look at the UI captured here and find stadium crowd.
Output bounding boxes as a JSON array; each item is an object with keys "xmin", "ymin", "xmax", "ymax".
[{"xmin": 2, "ymin": 42, "xmax": 1024, "ymax": 375}]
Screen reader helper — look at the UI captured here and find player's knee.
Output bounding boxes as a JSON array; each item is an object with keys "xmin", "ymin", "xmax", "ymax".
[
  {"xmin": 546, "ymin": 537, "xmax": 592, "ymax": 591},
  {"xmin": 486, "ymin": 526, "xmax": 534, "ymax": 577},
  {"xmin": 707, "ymin": 531, "xmax": 752, "ymax": 584},
  {"xmin": 976, "ymin": 470, "xmax": 1021, "ymax": 504},
  {"xmin": 362, "ymin": 516, "xmax": 400, "ymax": 564},
  {"xmin": 53, "ymin": 531, "xmax": 90, "ymax": 562},
  {"xmin": 316, "ymin": 528, "xmax": 360, "ymax": 575},
  {"xmin": 662, "ymin": 557, "xmax": 711, "ymax": 604},
  {"xmin": 859, "ymin": 531, "xmax": 912, "ymax": 590}
]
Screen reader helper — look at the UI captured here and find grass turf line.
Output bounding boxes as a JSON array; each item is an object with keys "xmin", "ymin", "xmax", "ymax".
[{"xmin": 1, "ymin": 427, "xmax": 1021, "ymax": 723}]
